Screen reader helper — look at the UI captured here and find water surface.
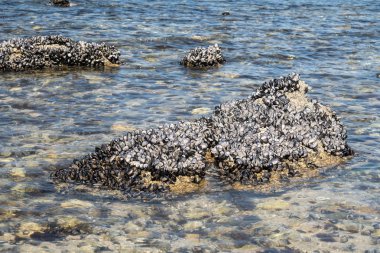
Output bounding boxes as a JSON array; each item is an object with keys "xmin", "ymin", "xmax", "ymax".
[{"xmin": 0, "ymin": 0, "xmax": 379, "ymax": 252}]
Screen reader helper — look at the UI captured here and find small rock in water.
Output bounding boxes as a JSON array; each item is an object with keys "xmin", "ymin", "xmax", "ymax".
[
  {"xmin": 10, "ymin": 167, "xmax": 26, "ymax": 178},
  {"xmin": 340, "ymin": 235, "xmax": 349, "ymax": 243},
  {"xmin": 257, "ymin": 199, "xmax": 290, "ymax": 210},
  {"xmin": 18, "ymin": 222, "xmax": 46, "ymax": 237},
  {"xmin": 184, "ymin": 221, "xmax": 204, "ymax": 231},
  {"xmin": 191, "ymin": 107, "xmax": 211, "ymax": 115},
  {"xmin": 60, "ymin": 199, "xmax": 94, "ymax": 209},
  {"xmin": 180, "ymin": 44, "xmax": 226, "ymax": 69},
  {"xmin": 51, "ymin": 0, "xmax": 70, "ymax": 7},
  {"xmin": 0, "ymin": 35, "xmax": 120, "ymax": 72},
  {"xmin": 222, "ymin": 11, "xmax": 230, "ymax": 16}
]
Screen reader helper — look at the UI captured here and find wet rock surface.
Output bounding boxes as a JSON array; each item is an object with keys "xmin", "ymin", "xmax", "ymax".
[
  {"xmin": 51, "ymin": 74, "xmax": 353, "ymax": 195},
  {"xmin": 0, "ymin": 35, "xmax": 120, "ymax": 72},
  {"xmin": 180, "ymin": 44, "xmax": 225, "ymax": 69}
]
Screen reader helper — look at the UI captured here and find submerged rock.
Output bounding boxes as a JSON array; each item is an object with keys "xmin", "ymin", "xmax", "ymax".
[
  {"xmin": 0, "ymin": 35, "xmax": 120, "ymax": 72},
  {"xmin": 51, "ymin": 0, "xmax": 70, "ymax": 7},
  {"xmin": 180, "ymin": 44, "xmax": 225, "ymax": 69},
  {"xmin": 51, "ymin": 74, "xmax": 353, "ymax": 195}
]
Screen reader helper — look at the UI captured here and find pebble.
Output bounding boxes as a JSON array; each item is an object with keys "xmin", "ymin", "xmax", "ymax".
[
  {"xmin": 56, "ymin": 216, "xmax": 85, "ymax": 229},
  {"xmin": 340, "ymin": 235, "xmax": 349, "ymax": 243},
  {"xmin": 257, "ymin": 200, "xmax": 290, "ymax": 210},
  {"xmin": 18, "ymin": 222, "xmax": 45, "ymax": 237},
  {"xmin": 60, "ymin": 199, "xmax": 94, "ymax": 209},
  {"xmin": 184, "ymin": 210, "xmax": 210, "ymax": 219},
  {"xmin": 184, "ymin": 221, "xmax": 204, "ymax": 231},
  {"xmin": 124, "ymin": 221, "xmax": 142, "ymax": 232},
  {"xmin": 0, "ymin": 157, "xmax": 15, "ymax": 163},
  {"xmin": 0, "ymin": 233, "xmax": 16, "ymax": 242},
  {"xmin": 11, "ymin": 183, "xmax": 39, "ymax": 194},
  {"xmin": 10, "ymin": 168, "xmax": 26, "ymax": 178},
  {"xmin": 185, "ymin": 233, "xmax": 200, "ymax": 241},
  {"xmin": 191, "ymin": 107, "xmax": 211, "ymax": 115},
  {"xmin": 337, "ymin": 221, "xmax": 361, "ymax": 233}
]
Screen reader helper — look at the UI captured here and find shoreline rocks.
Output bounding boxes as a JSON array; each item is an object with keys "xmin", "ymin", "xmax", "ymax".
[
  {"xmin": 51, "ymin": 74, "xmax": 353, "ymax": 195},
  {"xmin": 180, "ymin": 44, "xmax": 225, "ymax": 69},
  {"xmin": 0, "ymin": 35, "xmax": 120, "ymax": 72}
]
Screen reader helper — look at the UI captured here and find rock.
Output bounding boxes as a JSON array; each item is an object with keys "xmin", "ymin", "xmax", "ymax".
[
  {"xmin": 51, "ymin": 0, "xmax": 70, "ymax": 7},
  {"xmin": 0, "ymin": 157, "xmax": 15, "ymax": 163},
  {"xmin": 11, "ymin": 183, "xmax": 40, "ymax": 195},
  {"xmin": 51, "ymin": 74, "xmax": 353, "ymax": 196},
  {"xmin": 337, "ymin": 221, "xmax": 361, "ymax": 233},
  {"xmin": 257, "ymin": 199, "xmax": 290, "ymax": 210},
  {"xmin": 60, "ymin": 199, "xmax": 94, "ymax": 209},
  {"xmin": 184, "ymin": 221, "xmax": 204, "ymax": 231},
  {"xmin": 340, "ymin": 235, "xmax": 349, "ymax": 243},
  {"xmin": 0, "ymin": 232, "xmax": 16, "ymax": 242},
  {"xmin": 184, "ymin": 209, "xmax": 210, "ymax": 219},
  {"xmin": 10, "ymin": 167, "xmax": 26, "ymax": 178},
  {"xmin": 124, "ymin": 221, "xmax": 142, "ymax": 232},
  {"xmin": 185, "ymin": 233, "xmax": 200, "ymax": 241},
  {"xmin": 18, "ymin": 222, "xmax": 46, "ymax": 237},
  {"xmin": 56, "ymin": 216, "xmax": 84, "ymax": 229},
  {"xmin": 191, "ymin": 107, "xmax": 211, "ymax": 115},
  {"xmin": 0, "ymin": 35, "xmax": 120, "ymax": 72},
  {"xmin": 180, "ymin": 44, "xmax": 225, "ymax": 68}
]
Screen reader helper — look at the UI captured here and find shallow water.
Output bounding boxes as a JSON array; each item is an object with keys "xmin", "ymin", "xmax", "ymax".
[{"xmin": 0, "ymin": 0, "xmax": 379, "ymax": 252}]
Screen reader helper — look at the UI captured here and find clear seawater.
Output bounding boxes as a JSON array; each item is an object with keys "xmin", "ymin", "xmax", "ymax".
[{"xmin": 0, "ymin": 0, "xmax": 379, "ymax": 252}]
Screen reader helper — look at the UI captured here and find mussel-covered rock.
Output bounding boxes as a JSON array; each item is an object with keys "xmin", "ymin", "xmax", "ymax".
[
  {"xmin": 0, "ymin": 35, "xmax": 120, "ymax": 72},
  {"xmin": 51, "ymin": 74, "xmax": 353, "ymax": 195},
  {"xmin": 180, "ymin": 44, "xmax": 225, "ymax": 69},
  {"xmin": 210, "ymin": 73, "xmax": 353, "ymax": 185}
]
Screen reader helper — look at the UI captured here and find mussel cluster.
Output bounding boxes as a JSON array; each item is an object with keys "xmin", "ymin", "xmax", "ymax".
[
  {"xmin": 51, "ymin": 74, "xmax": 353, "ymax": 194},
  {"xmin": 53, "ymin": 120, "xmax": 215, "ymax": 192},
  {"xmin": 0, "ymin": 35, "xmax": 120, "ymax": 71},
  {"xmin": 180, "ymin": 44, "xmax": 225, "ymax": 68},
  {"xmin": 210, "ymin": 73, "xmax": 352, "ymax": 184},
  {"xmin": 51, "ymin": 0, "xmax": 70, "ymax": 7}
]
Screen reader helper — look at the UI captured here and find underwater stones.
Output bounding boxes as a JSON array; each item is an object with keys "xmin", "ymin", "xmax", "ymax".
[
  {"xmin": 51, "ymin": 74, "xmax": 352, "ymax": 195},
  {"xmin": 180, "ymin": 44, "xmax": 225, "ymax": 69},
  {"xmin": 0, "ymin": 35, "xmax": 120, "ymax": 72},
  {"xmin": 51, "ymin": 0, "xmax": 70, "ymax": 7}
]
